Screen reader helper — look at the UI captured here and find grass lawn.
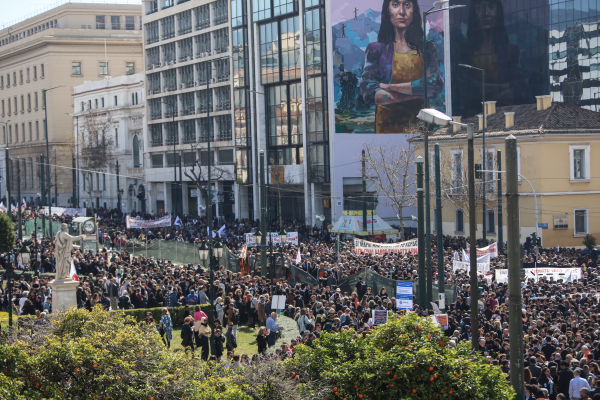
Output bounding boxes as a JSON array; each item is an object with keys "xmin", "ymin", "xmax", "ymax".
[{"xmin": 168, "ymin": 325, "xmax": 260, "ymax": 356}]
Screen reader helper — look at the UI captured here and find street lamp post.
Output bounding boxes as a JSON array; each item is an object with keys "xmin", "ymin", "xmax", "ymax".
[
  {"xmin": 160, "ymin": 100, "xmax": 179, "ymax": 218},
  {"xmin": 42, "ymin": 85, "xmax": 64, "ymax": 238},
  {"xmin": 65, "ymin": 113, "xmax": 80, "ymax": 208},
  {"xmin": 417, "ymin": 108, "xmax": 478, "ymax": 350},
  {"xmin": 422, "ymin": 0, "xmax": 465, "ymax": 306},
  {"xmin": 1, "ymin": 121, "xmax": 10, "ymax": 207},
  {"xmin": 459, "ymin": 64, "xmax": 487, "ymax": 245}
]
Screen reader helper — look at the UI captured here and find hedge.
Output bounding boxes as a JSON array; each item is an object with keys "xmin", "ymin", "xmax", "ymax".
[
  {"xmin": 0, "ymin": 270, "xmax": 55, "ymax": 282},
  {"xmin": 113, "ymin": 305, "xmax": 213, "ymax": 327}
]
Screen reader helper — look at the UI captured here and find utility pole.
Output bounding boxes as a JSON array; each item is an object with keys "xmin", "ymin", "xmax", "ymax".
[
  {"xmin": 497, "ymin": 150, "xmax": 503, "ymax": 256},
  {"xmin": 40, "ymin": 154, "xmax": 45, "ymax": 235},
  {"xmin": 179, "ymin": 154, "xmax": 183, "ymax": 215},
  {"xmin": 260, "ymin": 150, "xmax": 267, "ymax": 276},
  {"xmin": 54, "ymin": 149, "xmax": 58, "ymax": 207},
  {"xmin": 435, "ymin": 143, "xmax": 444, "ymax": 305},
  {"xmin": 17, "ymin": 157, "xmax": 21, "ymax": 240},
  {"xmin": 362, "ymin": 149, "xmax": 367, "ymax": 235},
  {"xmin": 506, "ymin": 134, "xmax": 525, "ymax": 400},
  {"xmin": 4, "ymin": 148, "xmax": 10, "ymax": 221},
  {"xmin": 116, "ymin": 160, "xmax": 121, "ymax": 217},
  {"xmin": 4, "ymin": 148, "xmax": 12, "ymax": 328},
  {"xmin": 416, "ymin": 156, "xmax": 426, "ymax": 308},
  {"xmin": 72, "ymin": 156, "xmax": 76, "ymax": 208},
  {"xmin": 467, "ymin": 123, "xmax": 479, "ymax": 351}
]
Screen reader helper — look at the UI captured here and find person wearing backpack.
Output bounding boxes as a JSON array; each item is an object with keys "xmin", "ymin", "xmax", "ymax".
[
  {"xmin": 225, "ymin": 299, "xmax": 240, "ymax": 340},
  {"xmin": 297, "ymin": 308, "xmax": 313, "ymax": 334}
]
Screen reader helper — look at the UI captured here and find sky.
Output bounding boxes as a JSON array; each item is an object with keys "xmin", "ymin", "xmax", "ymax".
[
  {"xmin": 0, "ymin": 0, "xmax": 142, "ymax": 28},
  {"xmin": 330, "ymin": 0, "xmax": 445, "ymax": 28}
]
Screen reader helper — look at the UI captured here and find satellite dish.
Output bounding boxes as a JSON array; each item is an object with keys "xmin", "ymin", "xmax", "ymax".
[
  {"xmin": 316, "ymin": 214, "xmax": 325, "ymax": 221},
  {"xmin": 199, "ymin": 205, "xmax": 207, "ymax": 211},
  {"xmin": 411, "ymin": 215, "xmax": 418, "ymax": 221}
]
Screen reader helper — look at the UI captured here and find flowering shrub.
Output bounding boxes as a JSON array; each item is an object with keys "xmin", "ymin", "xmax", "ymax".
[{"xmin": 285, "ymin": 312, "xmax": 515, "ymax": 400}]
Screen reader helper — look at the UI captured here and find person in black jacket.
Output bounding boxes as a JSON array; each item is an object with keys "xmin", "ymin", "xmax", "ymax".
[
  {"xmin": 181, "ymin": 316, "xmax": 194, "ymax": 354},
  {"xmin": 256, "ymin": 326, "xmax": 268, "ymax": 355},
  {"xmin": 214, "ymin": 329, "xmax": 225, "ymax": 359},
  {"xmin": 557, "ymin": 360, "xmax": 574, "ymax": 397},
  {"xmin": 225, "ymin": 323, "xmax": 237, "ymax": 353}
]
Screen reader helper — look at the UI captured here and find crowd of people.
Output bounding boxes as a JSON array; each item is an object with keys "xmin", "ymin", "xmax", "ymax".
[{"xmin": 1, "ymin": 208, "xmax": 599, "ymax": 399}]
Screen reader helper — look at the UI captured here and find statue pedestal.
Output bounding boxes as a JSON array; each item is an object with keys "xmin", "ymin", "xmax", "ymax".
[{"xmin": 51, "ymin": 280, "xmax": 79, "ymax": 313}]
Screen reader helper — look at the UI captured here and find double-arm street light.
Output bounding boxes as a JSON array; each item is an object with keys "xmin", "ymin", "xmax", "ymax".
[
  {"xmin": 160, "ymin": 100, "xmax": 181, "ymax": 218},
  {"xmin": 422, "ymin": 0, "xmax": 465, "ymax": 307},
  {"xmin": 459, "ymin": 63, "xmax": 487, "ymax": 245},
  {"xmin": 65, "ymin": 113, "xmax": 80, "ymax": 208},
  {"xmin": 0, "ymin": 120, "xmax": 10, "ymax": 205}
]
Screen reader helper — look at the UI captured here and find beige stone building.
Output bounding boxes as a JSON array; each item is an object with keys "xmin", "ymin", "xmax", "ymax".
[
  {"xmin": 415, "ymin": 96, "xmax": 600, "ymax": 248},
  {"xmin": 0, "ymin": 2, "xmax": 143, "ymax": 208}
]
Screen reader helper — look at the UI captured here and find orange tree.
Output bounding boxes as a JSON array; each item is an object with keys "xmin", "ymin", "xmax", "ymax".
[{"xmin": 285, "ymin": 312, "xmax": 515, "ymax": 400}]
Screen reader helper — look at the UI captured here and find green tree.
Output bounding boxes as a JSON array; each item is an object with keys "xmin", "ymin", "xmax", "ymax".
[
  {"xmin": 0, "ymin": 211, "xmax": 15, "ymax": 253},
  {"xmin": 285, "ymin": 312, "xmax": 515, "ymax": 400},
  {"xmin": 583, "ymin": 233, "xmax": 597, "ymax": 251}
]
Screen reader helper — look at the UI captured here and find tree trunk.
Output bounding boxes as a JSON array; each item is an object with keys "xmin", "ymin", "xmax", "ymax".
[{"xmin": 397, "ymin": 211, "xmax": 404, "ymax": 241}]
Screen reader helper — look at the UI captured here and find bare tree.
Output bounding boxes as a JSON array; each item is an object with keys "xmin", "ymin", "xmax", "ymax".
[
  {"xmin": 76, "ymin": 108, "xmax": 116, "ymax": 214},
  {"xmin": 269, "ymin": 165, "xmax": 295, "ymax": 227},
  {"xmin": 183, "ymin": 141, "xmax": 234, "ymax": 218},
  {"xmin": 360, "ymin": 132, "xmax": 420, "ymax": 238},
  {"xmin": 437, "ymin": 142, "xmax": 497, "ymax": 220}
]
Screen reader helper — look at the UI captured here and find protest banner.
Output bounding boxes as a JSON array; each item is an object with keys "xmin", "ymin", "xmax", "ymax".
[
  {"xmin": 466, "ymin": 242, "xmax": 498, "ymax": 258},
  {"xmin": 286, "ymin": 232, "xmax": 299, "ymax": 246},
  {"xmin": 43, "ymin": 207, "xmax": 86, "ymax": 217},
  {"xmin": 372, "ymin": 309, "xmax": 388, "ymax": 325},
  {"xmin": 452, "ymin": 259, "xmax": 491, "ymax": 273},
  {"xmin": 244, "ymin": 232, "xmax": 298, "ymax": 246},
  {"xmin": 245, "ymin": 233, "xmax": 256, "ymax": 247},
  {"xmin": 495, "ymin": 267, "xmax": 581, "ymax": 284},
  {"xmin": 354, "ymin": 238, "xmax": 418, "ymax": 255},
  {"xmin": 125, "ymin": 215, "xmax": 171, "ymax": 229},
  {"xmin": 436, "ymin": 314, "xmax": 449, "ymax": 329}
]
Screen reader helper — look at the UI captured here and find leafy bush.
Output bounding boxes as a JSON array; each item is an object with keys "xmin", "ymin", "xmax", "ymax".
[
  {"xmin": 0, "ymin": 212, "xmax": 15, "ymax": 253},
  {"xmin": 285, "ymin": 312, "xmax": 515, "ymax": 400}
]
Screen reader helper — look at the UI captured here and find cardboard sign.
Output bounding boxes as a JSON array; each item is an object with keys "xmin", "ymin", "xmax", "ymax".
[
  {"xmin": 396, "ymin": 281, "xmax": 413, "ymax": 310},
  {"xmin": 436, "ymin": 314, "xmax": 449, "ymax": 329}
]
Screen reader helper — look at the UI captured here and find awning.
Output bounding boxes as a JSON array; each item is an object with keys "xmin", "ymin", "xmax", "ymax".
[{"xmin": 330, "ymin": 211, "xmax": 398, "ymax": 236}]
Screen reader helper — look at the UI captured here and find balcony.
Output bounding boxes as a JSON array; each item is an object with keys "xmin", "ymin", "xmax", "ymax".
[
  {"xmin": 146, "ymin": 8, "xmax": 158, "ymax": 15},
  {"xmin": 151, "ymin": 136, "xmax": 163, "ymax": 147}
]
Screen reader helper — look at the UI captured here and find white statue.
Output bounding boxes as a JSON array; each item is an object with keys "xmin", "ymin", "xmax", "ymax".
[{"xmin": 54, "ymin": 223, "xmax": 83, "ymax": 281}]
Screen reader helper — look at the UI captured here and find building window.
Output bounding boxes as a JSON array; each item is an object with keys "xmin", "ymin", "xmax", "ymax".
[
  {"xmin": 306, "ymin": 76, "xmax": 328, "ymax": 143},
  {"xmin": 101, "ymin": 98, "xmax": 105, "ymax": 108},
  {"xmin": 36, "ymin": 121, "xmax": 39, "ymax": 140},
  {"xmin": 20, "ymin": 96, "xmax": 24, "ymax": 112},
  {"xmin": 214, "ymin": 58, "xmax": 230, "ymax": 82},
  {"xmin": 161, "ymin": 15, "xmax": 175, "ymax": 40},
  {"xmin": 28, "ymin": 122, "xmax": 32, "ymax": 141},
  {"xmin": 180, "ymin": 64, "xmax": 194, "ymax": 89},
  {"xmin": 133, "ymin": 135, "xmax": 140, "ymax": 167},
  {"xmin": 8, "ymin": 125, "xmax": 11, "ymax": 143},
  {"xmin": 213, "ymin": 0, "xmax": 228, "ymax": 25},
  {"xmin": 253, "ymin": 0, "xmax": 272, "ymax": 21},
  {"xmin": 125, "ymin": 16, "xmax": 135, "ymax": 30},
  {"xmin": 487, "ymin": 210, "xmax": 495, "ymax": 234},
  {"xmin": 451, "ymin": 150, "xmax": 463, "ymax": 194},
  {"xmin": 125, "ymin": 62, "xmax": 135, "ymax": 75},
  {"xmin": 195, "ymin": 33, "xmax": 211, "ymax": 57},
  {"xmin": 574, "ymin": 209, "xmax": 588, "ymax": 236},
  {"xmin": 26, "ymin": 68, "xmax": 30, "ymax": 81},
  {"xmin": 455, "ymin": 209, "xmax": 464, "ymax": 233},
  {"xmin": 219, "ymin": 149, "xmax": 234, "ymax": 165},
  {"xmin": 103, "ymin": 173, "xmax": 106, "ymax": 190},
  {"xmin": 178, "ymin": 37, "xmax": 193, "ymax": 62},
  {"xmin": 216, "ymin": 114, "xmax": 232, "ymax": 141},
  {"xmin": 232, "ymin": 0, "xmax": 246, "ymax": 28},
  {"xmin": 182, "ymin": 119, "xmax": 195, "ymax": 143},
  {"xmin": 33, "ymin": 66, "xmax": 37, "ymax": 80},
  {"xmin": 72, "ymin": 62, "xmax": 82, "ymax": 75},
  {"xmin": 35, "ymin": 92, "xmax": 38, "ymax": 108},
  {"xmin": 99, "ymin": 62, "xmax": 108, "ymax": 75},
  {"xmin": 145, "ymin": 21, "xmax": 159, "ymax": 45},
  {"xmin": 6, "ymin": 74, "xmax": 9, "ymax": 86},
  {"xmin": 111, "ymin": 16, "xmax": 121, "ymax": 30},
  {"xmin": 114, "ymin": 128, "xmax": 118, "ymax": 147},
  {"xmin": 151, "ymin": 153, "xmax": 163, "ymax": 168},
  {"xmin": 1, "ymin": 100, "xmax": 4, "ymax": 116},
  {"xmin": 260, "ymin": 22, "xmax": 279, "ymax": 84},
  {"xmin": 14, "ymin": 124, "xmax": 18, "ymax": 142},
  {"xmin": 22, "ymin": 159, "xmax": 26, "ymax": 188},
  {"xmin": 213, "ymin": 28, "xmax": 229, "ymax": 54},
  {"xmin": 570, "ymin": 145, "xmax": 590, "ymax": 181},
  {"xmin": 29, "ymin": 158, "xmax": 33, "ymax": 188},
  {"xmin": 27, "ymin": 93, "xmax": 31, "ymax": 111},
  {"xmin": 95, "ymin": 98, "xmax": 99, "ymax": 109},
  {"xmin": 304, "ymin": 8, "xmax": 326, "ymax": 75},
  {"xmin": 114, "ymin": 95, "xmax": 118, "ymax": 106},
  {"xmin": 267, "ymin": 82, "xmax": 303, "ymax": 165},
  {"xmin": 195, "ymin": 5, "xmax": 210, "ymax": 30},
  {"xmin": 232, "ymin": 28, "xmax": 248, "ymax": 87},
  {"xmin": 177, "ymin": 10, "xmax": 192, "ymax": 35},
  {"xmin": 234, "ymin": 89, "xmax": 249, "ymax": 146},
  {"xmin": 162, "ymin": 68, "xmax": 177, "ymax": 91},
  {"xmin": 214, "ymin": 85, "xmax": 231, "ymax": 111},
  {"xmin": 181, "ymin": 91, "xmax": 195, "ymax": 115},
  {"xmin": 150, "ymin": 124, "xmax": 163, "ymax": 147},
  {"xmin": 163, "ymin": 42, "xmax": 176, "ymax": 64},
  {"xmin": 96, "ymin": 16, "xmax": 105, "ymax": 29},
  {"xmin": 198, "ymin": 117, "xmax": 213, "ymax": 142},
  {"xmin": 149, "ymin": 99, "xmax": 162, "ymax": 120},
  {"xmin": 41, "ymin": 64, "xmax": 44, "ymax": 78},
  {"xmin": 131, "ymin": 92, "xmax": 139, "ymax": 105},
  {"xmin": 19, "ymin": 70, "xmax": 23, "ymax": 84}
]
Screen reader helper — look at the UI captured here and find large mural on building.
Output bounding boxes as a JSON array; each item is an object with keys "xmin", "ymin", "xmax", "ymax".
[
  {"xmin": 449, "ymin": 0, "xmax": 600, "ymax": 118},
  {"xmin": 332, "ymin": 0, "xmax": 447, "ymax": 133}
]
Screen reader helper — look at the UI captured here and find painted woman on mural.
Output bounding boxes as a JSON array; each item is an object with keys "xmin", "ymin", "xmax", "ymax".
[
  {"xmin": 360, "ymin": 0, "xmax": 444, "ymax": 133},
  {"xmin": 461, "ymin": 0, "xmax": 524, "ymax": 113}
]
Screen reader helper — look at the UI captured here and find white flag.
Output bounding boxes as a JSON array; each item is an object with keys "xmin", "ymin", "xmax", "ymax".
[
  {"xmin": 296, "ymin": 250, "xmax": 301, "ymax": 265},
  {"xmin": 22, "ymin": 198, "xmax": 26, "ymax": 209},
  {"xmin": 217, "ymin": 224, "xmax": 226, "ymax": 236},
  {"xmin": 70, "ymin": 259, "xmax": 79, "ymax": 281},
  {"xmin": 174, "ymin": 216, "xmax": 182, "ymax": 226}
]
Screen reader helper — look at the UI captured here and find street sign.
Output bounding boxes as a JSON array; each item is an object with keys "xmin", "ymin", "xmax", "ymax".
[
  {"xmin": 190, "ymin": 189, "xmax": 199, "ymax": 197},
  {"xmin": 537, "ymin": 223, "xmax": 548, "ymax": 229},
  {"xmin": 553, "ymin": 215, "xmax": 568, "ymax": 230}
]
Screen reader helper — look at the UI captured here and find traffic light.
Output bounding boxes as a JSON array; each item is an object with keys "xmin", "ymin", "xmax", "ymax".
[
  {"xmin": 530, "ymin": 232, "xmax": 541, "ymax": 248},
  {"xmin": 477, "ymin": 286, "xmax": 484, "ymax": 298},
  {"xmin": 475, "ymin": 164, "xmax": 482, "ymax": 179},
  {"xmin": 336, "ymin": 241, "xmax": 346, "ymax": 252}
]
